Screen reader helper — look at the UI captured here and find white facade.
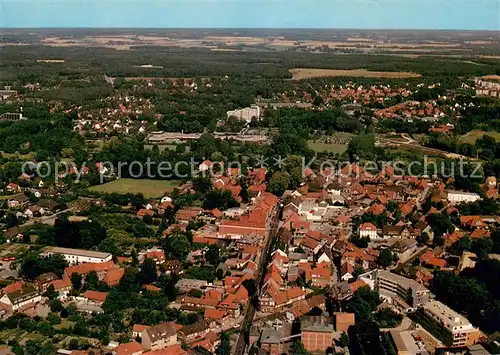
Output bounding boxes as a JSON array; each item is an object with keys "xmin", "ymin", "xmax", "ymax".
[
  {"xmin": 359, "ymin": 224, "xmax": 378, "ymax": 239},
  {"xmin": 41, "ymin": 247, "xmax": 112, "ymax": 266},
  {"xmin": 0, "ymin": 292, "xmax": 42, "ymax": 311},
  {"xmin": 226, "ymin": 105, "xmax": 261, "ymax": 123},
  {"xmin": 446, "ymin": 190, "xmax": 481, "ymax": 204},
  {"xmin": 422, "ymin": 300, "xmax": 478, "ymax": 346}
]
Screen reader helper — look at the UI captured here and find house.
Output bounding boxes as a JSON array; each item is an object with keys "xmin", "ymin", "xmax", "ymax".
[
  {"xmin": 35, "ymin": 272, "xmax": 58, "ymax": 291},
  {"xmin": 112, "ymin": 341, "xmax": 143, "ymax": 355},
  {"xmin": 199, "ymin": 160, "xmax": 213, "ymax": 172},
  {"xmin": 7, "ymin": 194, "xmax": 28, "ymax": 208},
  {"xmin": 47, "ymin": 278, "xmax": 72, "ymax": 300},
  {"xmin": 382, "ymin": 225, "xmax": 404, "ymax": 239},
  {"xmin": 144, "ymin": 248, "xmax": 165, "ymax": 265},
  {"xmin": 178, "ymin": 321, "xmax": 210, "ymax": 343},
  {"xmin": 141, "ymin": 322, "xmax": 178, "ymax": 351},
  {"xmin": 82, "ymin": 290, "xmax": 108, "ymax": 305},
  {"xmin": 132, "ymin": 324, "xmax": 149, "ymax": 339},
  {"xmin": 24, "ymin": 206, "xmax": 45, "ymax": 218},
  {"xmin": 204, "ymin": 308, "xmax": 228, "ymax": 326},
  {"xmin": 359, "ymin": 223, "xmax": 378, "ymax": 239},
  {"xmin": 6, "ymin": 183, "xmax": 21, "ymax": 193},
  {"xmin": 0, "ymin": 285, "xmax": 41, "ymax": 312}
]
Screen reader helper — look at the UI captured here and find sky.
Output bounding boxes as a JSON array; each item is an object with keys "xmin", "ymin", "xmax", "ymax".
[{"xmin": 0, "ymin": 0, "xmax": 499, "ymax": 30}]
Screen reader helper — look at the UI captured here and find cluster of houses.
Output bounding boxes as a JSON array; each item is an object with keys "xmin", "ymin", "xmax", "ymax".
[{"xmin": 71, "ymin": 95, "xmax": 155, "ymax": 136}]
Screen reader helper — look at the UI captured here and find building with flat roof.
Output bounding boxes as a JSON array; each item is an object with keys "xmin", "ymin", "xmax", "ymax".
[
  {"xmin": 390, "ymin": 330, "xmax": 429, "ymax": 355},
  {"xmin": 360, "ymin": 270, "xmax": 430, "ymax": 311},
  {"xmin": 422, "ymin": 300, "xmax": 480, "ymax": 347},
  {"xmin": 41, "ymin": 247, "xmax": 112, "ymax": 266}
]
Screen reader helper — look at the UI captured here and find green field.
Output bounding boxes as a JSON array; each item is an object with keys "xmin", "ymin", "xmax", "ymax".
[
  {"xmin": 460, "ymin": 130, "xmax": 500, "ymax": 144},
  {"xmin": 89, "ymin": 178, "xmax": 181, "ymax": 198},
  {"xmin": 307, "ymin": 140, "xmax": 348, "ymax": 154}
]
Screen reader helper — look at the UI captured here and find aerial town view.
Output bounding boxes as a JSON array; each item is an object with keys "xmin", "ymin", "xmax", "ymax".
[{"xmin": 0, "ymin": 1, "xmax": 499, "ymax": 355}]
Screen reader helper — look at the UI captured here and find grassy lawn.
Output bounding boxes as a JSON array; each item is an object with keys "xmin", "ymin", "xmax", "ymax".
[
  {"xmin": 307, "ymin": 140, "xmax": 348, "ymax": 154},
  {"xmin": 1, "ymin": 151, "xmax": 35, "ymax": 160},
  {"xmin": 460, "ymin": 130, "xmax": 500, "ymax": 144},
  {"xmin": 89, "ymin": 178, "xmax": 181, "ymax": 198}
]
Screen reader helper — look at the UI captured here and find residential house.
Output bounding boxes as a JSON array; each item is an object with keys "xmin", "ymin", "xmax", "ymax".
[
  {"xmin": 141, "ymin": 322, "xmax": 178, "ymax": 351},
  {"xmin": 178, "ymin": 321, "xmax": 210, "ymax": 343}
]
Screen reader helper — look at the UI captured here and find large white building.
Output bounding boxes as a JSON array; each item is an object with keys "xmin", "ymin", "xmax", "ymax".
[
  {"xmin": 226, "ymin": 105, "xmax": 261, "ymax": 123},
  {"xmin": 360, "ymin": 270, "xmax": 430, "ymax": 310},
  {"xmin": 40, "ymin": 247, "xmax": 112, "ymax": 266},
  {"xmin": 446, "ymin": 190, "xmax": 481, "ymax": 204},
  {"xmin": 358, "ymin": 222, "xmax": 379, "ymax": 239},
  {"xmin": 422, "ymin": 300, "xmax": 479, "ymax": 347},
  {"xmin": 0, "ymin": 285, "xmax": 41, "ymax": 311}
]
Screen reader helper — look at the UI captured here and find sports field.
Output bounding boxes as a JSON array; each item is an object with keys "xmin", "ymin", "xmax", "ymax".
[{"xmin": 89, "ymin": 178, "xmax": 181, "ymax": 198}]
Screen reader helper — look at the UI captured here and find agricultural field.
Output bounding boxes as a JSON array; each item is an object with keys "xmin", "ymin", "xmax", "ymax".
[
  {"xmin": 459, "ymin": 130, "xmax": 500, "ymax": 144},
  {"xmin": 289, "ymin": 68, "xmax": 421, "ymax": 80},
  {"xmin": 89, "ymin": 178, "xmax": 181, "ymax": 198}
]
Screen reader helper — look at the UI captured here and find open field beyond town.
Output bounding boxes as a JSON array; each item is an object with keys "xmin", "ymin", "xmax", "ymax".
[
  {"xmin": 289, "ymin": 68, "xmax": 422, "ymax": 80},
  {"xmin": 89, "ymin": 178, "xmax": 181, "ymax": 198},
  {"xmin": 459, "ymin": 130, "xmax": 500, "ymax": 144}
]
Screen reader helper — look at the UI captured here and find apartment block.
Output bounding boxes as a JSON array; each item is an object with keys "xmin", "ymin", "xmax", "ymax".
[{"xmin": 422, "ymin": 300, "xmax": 480, "ymax": 347}]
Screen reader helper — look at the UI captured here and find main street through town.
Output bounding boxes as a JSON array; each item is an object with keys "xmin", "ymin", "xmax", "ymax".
[{"xmin": 232, "ymin": 202, "xmax": 283, "ymax": 355}]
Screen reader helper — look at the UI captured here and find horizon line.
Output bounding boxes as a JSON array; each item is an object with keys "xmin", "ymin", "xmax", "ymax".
[{"xmin": 2, "ymin": 27, "xmax": 499, "ymax": 32}]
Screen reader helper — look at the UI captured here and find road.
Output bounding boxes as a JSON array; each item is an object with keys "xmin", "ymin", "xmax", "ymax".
[
  {"xmin": 19, "ymin": 208, "xmax": 74, "ymax": 227},
  {"xmin": 380, "ymin": 316, "xmax": 412, "ymax": 332},
  {"xmin": 232, "ymin": 203, "xmax": 283, "ymax": 355}
]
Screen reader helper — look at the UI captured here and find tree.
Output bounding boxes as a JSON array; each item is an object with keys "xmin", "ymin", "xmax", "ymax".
[
  {"xmin": 139, "ymin": 258, "xmax": 158, "ymax": 285},
  {"xmin": 347, "ymin": 132, "xmax": 375, "ymax": 160},
  {"xmin": 205, "ymin": 244, "xmax": 221, "ymax": 266},
  {"xmin": 290, "ymin": 340, "xmax": 309, "ymax": 355},
  {"xmin": 268, "ymin": 171, "xmax": 291, "ymax": 197},
  {"xmin": 216, "ymin": 332, "xmax": 230, "ymax": 355},
  {"xmin": 426, "ymin": 213, "xmax": 454, "ymax": 238},
  {"xmin": 337, "ymin": 332, "xmax": 349, "ymax": 348},
  {"xmin": 202, "ymin": 189, "xmax": 238, "ymax": 210},
  {"xmin": 70, "ymin": 272, "xmax": 82, "ymax": 290},
  {"xmin": 85, "ymin": 270, "xmax": 99, "ymax": 290},
  {"xmin": 163, "ymin": 233, "xmax": 191, "ymax": 261},
  {"xmin": 44, "ymin": 285, "xmax": 58, "ymax": 300},
  {"xmin": 376, "ymin": 249, "xmax": 394, "ymax": 268}
]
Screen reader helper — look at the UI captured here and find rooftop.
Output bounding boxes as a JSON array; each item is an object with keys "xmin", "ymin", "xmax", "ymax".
[{"xmin": 43, "ymin": 246, "xmax": 111, "ymax": 259}]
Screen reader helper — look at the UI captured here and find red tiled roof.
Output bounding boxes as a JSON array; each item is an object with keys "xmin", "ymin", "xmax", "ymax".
[
  {"xmin": 83, "ymin": 290, "xmax": 108, "ymax": 303},
  {"xmin": 359, "ymin": 222, "xmax": 377, "ymax": 231},
  {"xmin": 112, "ymin": 341, "xmax": 142, "ymax": 355}
]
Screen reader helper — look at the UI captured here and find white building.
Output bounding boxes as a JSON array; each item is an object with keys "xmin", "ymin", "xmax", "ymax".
[
  {"xmin": 0, "ymin": 286, "xmax": 41, "ymax": 311},
  {"xmin": 359, "ymin": 222, "xmax": 378, "ymax": 239},
  {"xmin": 40, "ymin": 247, "xmax": 112, "ymax": 266},
  {"xmin": 446, "ymin": 190, "xmax": 481, "ymax": 204},
  {"xmin": 226, "ymin": 105, "xmax": 261, "ymax": 123},
  {"xmin": 422, "ymin": 300, "xmax": 479, "ymax": 346}
]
